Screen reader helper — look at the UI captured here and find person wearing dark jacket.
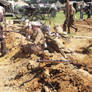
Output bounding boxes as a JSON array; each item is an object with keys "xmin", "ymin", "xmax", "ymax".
[{"xmin": 86, "ymin": 5, "xmax": 91, "ymax": 18}]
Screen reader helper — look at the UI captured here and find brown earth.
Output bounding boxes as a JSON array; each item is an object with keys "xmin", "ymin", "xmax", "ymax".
[{"xmin": 0, "ymin": 19, "xmax": 92, "ymax": 92}]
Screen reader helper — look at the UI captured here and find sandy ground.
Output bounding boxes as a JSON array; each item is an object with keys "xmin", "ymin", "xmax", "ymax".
[{"xmin": 0, "ymin": 19, "xmax": 92, "ymax": 92}]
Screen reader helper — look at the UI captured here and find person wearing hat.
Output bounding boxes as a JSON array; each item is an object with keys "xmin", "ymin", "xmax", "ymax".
[
  {"xmin": 31, "ymin": 21, "xmax": 45, "ymax": 48},
  {"xmin": 24, "ymin": 20, "xmax": 50, "ymax": 50},
  {"xmin": 0, "ymin": 6, "xmax": 7, "ymax": 56}
]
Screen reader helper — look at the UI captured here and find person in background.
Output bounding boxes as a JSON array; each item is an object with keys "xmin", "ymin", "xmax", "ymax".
[
  {"xmin": 0, "ymin": 6, "xmax": 7, "ymax": 56},
  {"xmin": 63, "ymin": 4, "xmax": 77, "ymax": 34},
  {"xmin": 80, "ymin": 5, "xmax": 84, "ymax": 20},
  {"xmin": 86, "ymin": 4, "xmax": 91, "ymax": 19}
]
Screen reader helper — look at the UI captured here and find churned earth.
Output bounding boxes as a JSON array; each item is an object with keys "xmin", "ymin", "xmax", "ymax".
[{"xmin": 0, "ymin": 19, "xmax": 92, "ymax": 92}]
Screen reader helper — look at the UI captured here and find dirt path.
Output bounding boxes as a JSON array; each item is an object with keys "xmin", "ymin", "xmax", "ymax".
[
  {"xmin": 76, "ymin": 24, "xmax": 92, "ymax": 29},
  {"xmin": 0, "ymin": 61, "xmax": 17, "ymax": 92},
  {"xmin": 66, "ymin": 19, "xmax": 92, "ymax": 73},
  {"xmin": 0, "ymin": 60, "xmax": 28, "ymax": 92}
]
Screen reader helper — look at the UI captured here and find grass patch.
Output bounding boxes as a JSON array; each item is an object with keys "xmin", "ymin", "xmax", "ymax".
[
  {"xmin": 6, "ymin": 11, "xmax": 91, "ymax": 26},
  {"xmin": 45, "ymin": 11, "xmax": 89, "ymax": 26},
  {"xmin": 53, "ymin": 11, "xmax": 65, "ymax": 24}
]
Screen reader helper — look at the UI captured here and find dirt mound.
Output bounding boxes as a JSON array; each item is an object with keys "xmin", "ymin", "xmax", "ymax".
[
  {"xmin": 4, "ymin": 61, "xmax": 92, "ymax": 92},
  {"xmin": 25, "ymin": 63, "xmax": 92, "ymax": 92},
  {"xmin": 0, "ymin": 19, "xmax": 92, "ymax": 92},
  {"xmin": 76, "ymin": 19, "xmax": 92, "ymax": 26}
]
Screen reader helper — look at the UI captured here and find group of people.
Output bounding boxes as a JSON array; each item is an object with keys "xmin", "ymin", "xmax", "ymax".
[
  {"xmin": 0, "ymin": 2, "xmax": 77, "ymax": 57},
  {"xmin": 0, "ymin": 1, "xmax": 91, "ymax": 57},
  {"xmin": 24, "ymin": 20, "xmax": 69, "ymax": 58},
  {"xmin": 80, "ymin": 2, "xmax": 92, "ymax": 20}
]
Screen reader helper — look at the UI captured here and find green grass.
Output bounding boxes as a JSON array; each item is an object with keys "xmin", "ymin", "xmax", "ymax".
[
  {"xmin": 43, "ymin": 11, "xmax": 65, "ymax": 27},
  {"xmin": 53, "ymin": 11, "xmax": 65, "ymax": 24},
  {"xmin": 47, "ymin": 11, "xmax": 92, "ymax": 27},
  {"xmin": 51, "ymin": 11, "xmax": 89, "ymax": 25},
  {"xmin": 6, "ymin": 11, "xmax": 91, "ymax": 26},
  {"xmin": 75, "ymin": 12, "xmax": 88, "ymax": 20}
]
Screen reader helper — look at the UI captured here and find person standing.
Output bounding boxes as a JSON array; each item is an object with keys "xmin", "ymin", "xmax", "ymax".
[
  {"xmin": 68, "ymin": 4, "xmax": 77, "ymax": 33},
  {"xmin": 63, "ymin": 0, "xmax": 69, "ymax": 33},
  {"xmin": 86, "ymin": 4, "xmax": 91, "ymax": 19},
  {"xmin": 63, "ymin": 2, "xmax": 77, "ymax": 34},
  {"xmin": 0, "ymin": 6, "xmax": 7, "ymax": 56},
  {"xmin": 80, "ymin": 5, "xmax": 84, "ymax": 20}
]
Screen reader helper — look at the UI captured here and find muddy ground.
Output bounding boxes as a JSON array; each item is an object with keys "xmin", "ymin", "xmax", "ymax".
[{"xmin": 0, "ymin": 19, "xmax": 92, "ymax": 92}]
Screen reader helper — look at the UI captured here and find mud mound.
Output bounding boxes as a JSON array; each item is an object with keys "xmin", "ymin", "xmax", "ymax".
[
  {"xmin": 5, "ymin": 32, "xmax": 26, "ymax": 49},
  {"xmin": 26, "ymin": 63, "xmax": 92, "ymax": 92},
  {"xmin": 0, "ymin": 19, "xmax": 92, "ymax": 92},
  {"xmin": 6, "ymin": 61, "xmax": 92, "ymax": 92},
  {"xmin": 76, "ymin": 19, "xmax": 92, "ymax": 26}
]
